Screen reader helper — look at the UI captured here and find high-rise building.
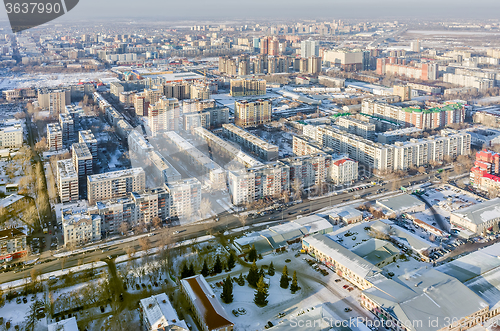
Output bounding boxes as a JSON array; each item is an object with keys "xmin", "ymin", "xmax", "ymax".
[
  {"xmin": 78, "ymin": 130, "xmax": 98, "ymax": 163},
  {"xmin": 234, "ymin": 99, "xmax": 272, "ymax": 127},
  {"xmin": 410, "ymin": 40, "xmax": 420, "ymax": 53},
  {"xmin": 128, "ymin": 130, "xmax": 154, "ymax": 158},
  {"xmin": 147, "ymin": 151, "xmax": 182, "ymax": 185},
  {"xmin": 38, "ymin": 89, "xmax": 70, "ymax": 113},
  {"xmin": 72, "ymin": 143, "xmax": 93, "ymax": 198},
  {"xmin": 47, "ymin": 123, "xmax": 63, "ymax": 151},
  {"xmin": 87, "ymin": 168, "xmax": 146, "ymax": 205},
  {"xmin": 229, "ymin": 78, "xmax": 266, "ymax": 97},
  {"xmin": 57, "ymin": 159, "xmax": 79, "ymax": 203},
  {"xmin": 222, "ymin": 123, "xmax": 279, "ymax": 161},
  {"xmin": 163, "ymin": 82, "xmax": 189, "ymax": 100},
  {"xmin": 238, "ymin": 54, "xmax": 250, "ymax": 76},
  {"xmin": 308, "ymin": 56, "xmax": 322, "ymax": 74},
  {"xmin": 0, "ymin": 121, "xmax": 23, "ymax": 148},
  {"xmin": 148, "ymin": 97, "xmax": 181, "ymax": 136},
  {"xmin": 393, "ymin": 85, "xmax": 411, "ymax": 102},
  {"xmin": 59, "ymin": 113, "xmax": 74, "ymax": 146},
  {"xmin": 166, "ymin": 178, "xmax": 201, "ymax": 219},
  {"xmin": 301, "ymin": 39, "xmax": 319, "ymax": 58},
  {"xmin": 218, "ymin": 56, "xmax": 237, "ymax": 76}
]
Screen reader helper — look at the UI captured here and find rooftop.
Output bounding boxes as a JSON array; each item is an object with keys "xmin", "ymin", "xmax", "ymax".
[
  {"xmin": 139, "ymin": 293, "xmax": 188, "ymax": 331},
  {"xmin": 148, "ymin": 151, "xmax": 182, "ymax": 181},
  {"xmin": 88, "ymin": 168, "xmax": 144, "ymax": 182},
  {"xmin": 451, "ymin": 198, "xmax": 500, "ymax": 225},
  {"xmin": 57, "ymin": 159, "xmax": 78, "ymax": 179},
  {"xmin": 48, "ymin": 317, "xmax": 79, "ymax": 331},
  {"xmin": 180, "ymin": 275, "xmax": 233, "ymax": 331},
  {"xmin": 222, "ymin": 123, "xmax": 278, "ymax": 151},
  {"xmin": 376, "ymin": 194, "xmax": 425, "ymax": 213},
  {"xmin": 0, "ymin": 227, "xmax": 25, "ymax": 240},
  {"xmin": 79, "ymin": 130, "xmax": 97, "ymax": 143},
  {"xmin": 0, "ymin": 194, "xmax": 25, "ymax": 209},
  {"xmin": 72, "ymin": 143, "xmax": 92, "ymax": 159}
]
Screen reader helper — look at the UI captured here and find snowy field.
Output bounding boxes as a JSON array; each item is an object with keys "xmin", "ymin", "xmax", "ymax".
[{"xmin": 0, "ymin": 71, "xmax": 114, "ymax": 89}]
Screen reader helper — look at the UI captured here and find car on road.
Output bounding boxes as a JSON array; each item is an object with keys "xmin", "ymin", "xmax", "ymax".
[
  {"xmin": 335, "ymin": 279, "xmax": 341, "ymax": 282},
  {"xmin": 343, "ymin": 285, "xmax": 349, "ymax": 289},
  {"xmin": 173, "ymin": 231, "xmax": 179, "ymax": 234},
  {"xmin": 344, "ymin": 307, "xmax": 352, "ymax": 312}
]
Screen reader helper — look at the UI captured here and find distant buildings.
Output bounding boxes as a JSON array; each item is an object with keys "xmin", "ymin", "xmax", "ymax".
[
  {"xmin": 234, "ymin": 99, "xmax": 272, "ymax": 127},
  {"xmin": 148, "ymin": 97, "xmax": 181, "ymax": 136},
  {"xmin": 393, "ymin": 85, "xmax": 411, "ymax": 102},
  {"xmin": 148, "ymin": 151, "xmax": 181, "ymax": 185},
  {"xmin": 180, "ymin": 275, "xmax": 234, "ymax": 331},
  {"xmin": 87, "ymin": 168, "xmax": 146, "ymax": 205},
  {"xmin": 376, "ymin": 59, "xmax": 438, "ymax": 81},
  {"xmin": 301, "ymin": 39, "xmax": 319, "ymax": 58},
  {"xmin": 229, "ymin": 78, "xmax": 266, "ymax": 97},
  {"xmin": 361, "ymin": 99, "xmax": 466, "ymax": 130},
  {"xmin": 323, "ymin": 49, "xmax": 369, "ymax": 71}
]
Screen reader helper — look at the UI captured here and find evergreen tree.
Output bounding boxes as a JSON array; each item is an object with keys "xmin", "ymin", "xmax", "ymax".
[
  {"xmin": 227, "ymin": 252, "xmax": 236, "ymax": 270},
  {"xmin": 238, "ymin": 273, "xmax": 245, "ymax": 286},
  {"xmin": 188, "ymin": 263, "xmax": 195, "ymax": 277},
  {"xmin": 254, "ymin": 276, "xmax": 269, "ymax": 307},
  {"xmin": 181, "ymin": 263, "xmax": 189, "ymax": 279},
  {"xmin": 213, "ymin": 255, "xmax": 223, "ymax": 274},
  {"xmin": 247, "ymin": 261, "xmax": 259, "ymax": 287},
  {"xmin": 220, "ymin": 274, "xmax": 234, "ymax": 303},
  {"xmin": 201, "ymin": 260, "xmax": 210, "ymax": 277},
  {"xmin": 290, "ymin": 271, "xmax": 299, "ymax": 293},
  {"xmin": 280, "ymin": 265, "xmax": 289, "ymax": 289},
  {"xmin": 268, "ymin": 262, "xmax": 275, "ymax": 276},
  {"xmin": 259, "ymin": 266, "xmax": 266, "ymax": 279},
  {"xmin": 248, "ymin": 244, "xmax": 257, "ymax": 263}
]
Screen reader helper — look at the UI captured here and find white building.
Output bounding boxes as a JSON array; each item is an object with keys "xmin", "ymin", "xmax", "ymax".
[
  {"xmin": 62, "ymin": 209, "xmax": 101, "ymax": 247},
  {"xmin": 57, "ymin": 159, "xmax": 79, "ymax": 203},
  {"xmin": 166, "ymin": 178, "xmax": 201, "ymax": 220},
  {"xmin": 48, "ymin": 317, "xmax": 79, "ymax": 331},
  {"xmin": 139, "ymin": 293, "xmax": 188, "ymax": 331},
  {"xmin": 148, "ymin": 151, "xmax": 182, "ymax": 185},
  {"xmin": 79, "ymin": 130, "xmax": 98, "ymax": 161},
  {"xmin": 330, "ymin": 157, "xmax": 358, "ymax": 185},
  {"xmin": 148, "ymin": 97, "xmax": 181, "ymax": 136},
  {"xmin": 0, "ymin": 120, "xmax": 23, "ymax": 148},
  {"xmin": 128, "ymin": 130, "xmax": 154, "ymax": 158},
  {"xmin": 87, "ymin": 168, "xmax": 146, "ymax": 205}
]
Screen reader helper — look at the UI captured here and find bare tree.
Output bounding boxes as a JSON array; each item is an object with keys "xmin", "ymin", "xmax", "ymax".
[
  {"xmin": 418, "ymin": 166, "xmax": 426, "ymax": 175},
  {"xmin": 118, "ymin": 222, "xmax": 128, "ymax": 236},
  {"xmin": 138, "ymin": 237, "xmax": 151, "ymax": 255},
  {"xmin": 199, "ymin": 198, "xmax": 212, "ymax": 219},
  {"xmin": 239, "ymin": 213, "xmax": 248, "ymax": 227},
  {"xmin": 152, "ymin": 217, "xmax": 162, "ymax": 230}
]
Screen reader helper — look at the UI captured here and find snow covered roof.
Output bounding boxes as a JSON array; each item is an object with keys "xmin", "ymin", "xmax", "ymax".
[
  {"xmin": 376, "ymin": 194, "xmax": 425, "ymax": 214},
  {"xmin": 363, "ymin": 269, "xmax": 488, "ymax": 331},
  {"xmin": 48, "ymin": 317, "xmax": 79, "ymax": 331},
  {"xmin": 303, "ymin": 234, "xmax": 381, "ymax": 279},
  {"xmin": 370, "ymin": 220, "xmax": 435, "ymax": 253},
  {"xmin": 139, "ymin": 293, "xmax": 188, "ymax": 331},
  {"xmin": 451, "ymin": 198, "xmax": 500, "ymax": 225}
]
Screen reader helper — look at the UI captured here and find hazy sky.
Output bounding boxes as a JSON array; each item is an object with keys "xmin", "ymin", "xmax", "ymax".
[{"xmin": 1, "ymin": 0, "xmax": 500, "ymax": 23}]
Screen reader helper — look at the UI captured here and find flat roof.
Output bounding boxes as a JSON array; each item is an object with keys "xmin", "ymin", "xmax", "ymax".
[
  {"xmin": 79, "ymin": 130, "xmax": 97, "ymax": 143},
  {"xmin": 88, "ymin": 167, "xmax": 144, "ymax": 182},
  {"xmin": 222, "ymin": 124, "xmax": 278, "ymax": 152},
  {"xmin": 451, "ymin": 198, "xmax": 500, "ymax": 225},
  {"xmin": 57, "ymin": 159, "xmax": 78, "ymax": 180},
  {"xmin": 72, "ymin": 143, "xmax": 92, "ymax": 159},
  {"xmin": 0, "ymin": 194, "xmax": 25, "ymax": 209},
  {"xmin": 48, "ymin": 317, "xmax": 79, "ymax": 331},
  {"xmin": 139, "ymin": 293, "xmax": 188, "ymax": 330},
  {"xmin": 303, "ymin": 234, "xmax": 381, "ymax": 279},
  {"xmin": 148, "ymin": 151, "xmax": 181, "ymax": 180},
  {"xmin": 377, "ymin": 194, "xmax": 425, "ymax": 213}
]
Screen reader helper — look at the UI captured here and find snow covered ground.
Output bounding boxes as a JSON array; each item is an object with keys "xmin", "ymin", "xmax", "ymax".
[{"xmin": 0, "ymin": 71, "xmax": 114, "ymax": 89}]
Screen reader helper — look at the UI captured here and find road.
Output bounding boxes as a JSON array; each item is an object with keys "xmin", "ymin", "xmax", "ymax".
[{"xmin": 0, "ymin": 171, "xmax": 433, "ymax": 285}]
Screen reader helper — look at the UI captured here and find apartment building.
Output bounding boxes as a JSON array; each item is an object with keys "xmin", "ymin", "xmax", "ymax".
[
  {"xmin": 222, "ymin": 124, "xmax": 279, "ymax": 161},
  {"xmin": 166, "ymin": 178, "xmax": 201, "ymax": 219},
  {"xmin": 336, "ymin": 116, "xmax": 376, "ymax": 140},
  {"xmin": 293, "ymin": 135, "xmax": 334, "ymax": 156},
  {"xmin": 59, "ymin": 113, "xmax": 74, "ymax": 146},
  {"xmin": 376, "ymin": 59, "xmax": 438, "ymax": 81},
  {"xmin": 87, "ymin": 168, "xmax": 146, "ymax": 205},
  {"xmin": 0, "ymin": 228, "xmax": 27, "ymax": 263},
  {"xmin": 163, "ymin": 82, "xmax": 190, "ymax": 100},
  {"xmin": 128, "ymin": 130, "xmax": 154, "ymax": 158},
  {"xmin": 131, "ymin": 188, "xmax": 170, "ymax": 226},
  {"xmin": 392, "ymin": 130, "xmax": 471, "ymax": 171},
  {"xmin": 228, "ymin": 162, "xmax": 289, "ymax": 205},
  {"xmin": 317, "ymin": 125, "xmax": 394, "ymax": 171},
  {"xmin": 62, "ymin": 208, "xmax": 101, "ymax": 247},
  {"xmin": 234, "ymin": 99, "xmax": 272, "ymax": 127},
  {"xmin": 164, "ymin": 131, "xmax": 226, "ymax": 189},
  {"xmin": 78, "ymin": 130, "xmax": 98, "ymax": 162},
  {"xmin": 71, "ymin": 143, "xmax": 93, "ymax": 198},
  {"xmin": 470, "ymin": 150, "xmax": 500, "ymax": 193},
  {"xmin": 330, "ymin": 157, "xmax": 359, "ymax": 185},
  {"xmin": 38, "ymin": 89, "xmax": 70, "ymax": 113},
  {"xmin": 219, "ymin": 56, "xmax": 237, "ymax": 76},
  {"xmin": 193, "ymin": 127, "xmax": 263, "ymax": 169},
  {"xmin": 47, "ymin": 123, "xmax": 63, "ymax": 151},
  {"xmin": 182, "ymin": 99, "xmax": 216, "ymax": 113},
  {"xmin": 393, "ymin": 85, "xmax": 411, "ymax": 102},
  {"xmin": 376, "ymin": 127, "xmax": 422, "ymax": 144},
  {"xmin": 184, "ymin": 111, "xmax": 211, "ymax": 131},
  {"xmin": 229, "ymin": 78, "xmax": 266, "ymax": 97},
  {"xmin": 361, "ymin": 99, "xmax": 465, "ymax": 130},
  {"xmin": 89, "ymin": 197, "xmax": 137, "ymax": 234},
  {"xmin": 148, "ymin": 151, "xmax": 182, "ymax": 185},
  {"xmin": 57, "ymin": 159, "xmax": 79, "ymax": 203},
  {"xmin": 190, "ymin": 84, "xmax": 210, "ymax": 100},
  {"xmin": 443, "ymin": 73, "xmax": 495, "ymax": 91},
  {"xmin": 0, "ymin": 121, "xmax": 23, "ymax": 148},
  {"xmin": 148, "ymin": 97, "xmax": 181, "ymax": 136},
  {"xmin": 281, "ymin": 154, "xmax": 331, "ymax": 189}
]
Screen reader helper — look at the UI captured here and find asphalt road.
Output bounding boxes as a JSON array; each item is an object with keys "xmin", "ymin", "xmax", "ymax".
[{"xmin": 0, "ymin": 172, "xmax": 433, "ymax": 285}]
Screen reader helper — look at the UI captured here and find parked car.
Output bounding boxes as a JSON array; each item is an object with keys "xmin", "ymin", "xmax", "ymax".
[{"xmin": 344, "ymin": 307, "xmax": 352, "ymax": 312}]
